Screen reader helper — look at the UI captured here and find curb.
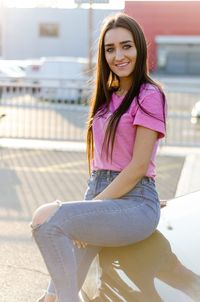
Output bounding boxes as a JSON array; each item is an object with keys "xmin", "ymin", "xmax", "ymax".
[{"xmin": 0, "ymin": 138, "xmax": 86, "ymax": 152}]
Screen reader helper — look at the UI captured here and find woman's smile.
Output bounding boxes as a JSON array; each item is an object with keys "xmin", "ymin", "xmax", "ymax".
[
  {"xmin": 115, "ymin": 62, "xmax": 130, "ymax": 68},
  {"xmin": 104, "ymin": 27, "xmax": 137, "ymax": 85}
]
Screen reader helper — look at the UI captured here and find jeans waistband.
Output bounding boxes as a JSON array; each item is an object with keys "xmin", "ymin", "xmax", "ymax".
[
  {"xmin": 91, "ymin": 170, "xmax": 119, "ymax": 177},
  {"xmin": 91, "ymin": 170, "xmax": 154, "ymax": 183}
]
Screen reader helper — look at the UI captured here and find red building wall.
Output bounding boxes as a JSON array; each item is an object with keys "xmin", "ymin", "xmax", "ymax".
[{"xmin": 124, "ymin": 1, "xmax": 200, "ymax": 71}]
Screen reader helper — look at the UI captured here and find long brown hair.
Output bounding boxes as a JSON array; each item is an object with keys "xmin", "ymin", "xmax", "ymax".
[{"xmin": 86, "ymin": 13, "xmax": 166, "ymax": 172}]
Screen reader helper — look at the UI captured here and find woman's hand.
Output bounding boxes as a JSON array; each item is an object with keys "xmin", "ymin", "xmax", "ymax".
[{"xmin": 73, "ymin": 240, "xmax": 88, "ymax": 249}]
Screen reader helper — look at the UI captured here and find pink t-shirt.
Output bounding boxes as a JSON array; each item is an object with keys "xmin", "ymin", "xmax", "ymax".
[{"xmin": 92, "ymin": 83, "xmax": 166, "ymax": 179}]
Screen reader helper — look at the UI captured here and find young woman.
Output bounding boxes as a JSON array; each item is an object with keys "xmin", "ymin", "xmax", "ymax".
[{"xmin": 31, "ymin": 12, "xmax": 167, "ymax": 302}]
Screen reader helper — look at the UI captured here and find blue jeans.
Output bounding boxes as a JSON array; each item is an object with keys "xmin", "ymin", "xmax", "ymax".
[{"xmin": 32, "ymin": 170, "xmax": 160, "ymax": 302}]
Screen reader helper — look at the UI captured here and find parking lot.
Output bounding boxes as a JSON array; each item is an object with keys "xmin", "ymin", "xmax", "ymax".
[{"xmin": 0, "ymin": 147, "xmax": 184, "ymax": 302}]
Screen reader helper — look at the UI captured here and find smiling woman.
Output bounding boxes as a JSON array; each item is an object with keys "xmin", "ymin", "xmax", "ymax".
[
  {"xmin": 31, "ymin": 12, "xmax": 167, "ymax": 302},
  {"xmin": 104, "ymin": 27, "xmax": 137, "ymax": 94}
]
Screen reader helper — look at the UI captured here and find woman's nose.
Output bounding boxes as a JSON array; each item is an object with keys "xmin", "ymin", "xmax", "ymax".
[{"xmin": 115, "ymin": 49, "xmax": 124, "ymax": 60}]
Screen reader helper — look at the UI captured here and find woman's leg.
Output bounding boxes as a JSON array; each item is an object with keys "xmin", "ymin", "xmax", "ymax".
[
  {"xmin": 36, "ymin": 291, "xmax": 55, "ymax": 302},
  {"xmin": 36, "ymin": 279, "xmax": 56, "ymax": 302},
  {"xmin": 39, "ymin": 247, "xmax": 100, "ymax": 302},
  {"xmin": 34, "ymin": 175, "xmax": 99, "ymax": 302},
  {"xmin": 31, "ymin": 191, "xmax": 159, "ymax": 302}
]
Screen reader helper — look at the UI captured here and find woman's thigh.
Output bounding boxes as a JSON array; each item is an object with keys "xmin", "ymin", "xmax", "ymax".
[
  {"xmin": 55, "ymin": 197, "xmax": 158, "ymax": 247},
  {"xmin": 34, "ymin": 172, "xmax": 160, "ymax": 247}
]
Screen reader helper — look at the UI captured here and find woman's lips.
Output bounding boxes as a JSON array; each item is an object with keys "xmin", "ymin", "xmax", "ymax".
[
  {"xmin": 115, "ymin": 62, "xmax": 129, "ymax": 67},
  {"xmin": 115, "ymin": 62, "xmax": 129, "ymax": 68}
]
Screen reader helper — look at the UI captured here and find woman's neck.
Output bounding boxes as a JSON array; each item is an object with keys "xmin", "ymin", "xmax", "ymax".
[
  {"xmin": 115, "ymin": 87, "xmax": 127, "ymax": 96},
  {"xmin": 116, "ymin": 77, "xmax": 133, "ymax": 96}
]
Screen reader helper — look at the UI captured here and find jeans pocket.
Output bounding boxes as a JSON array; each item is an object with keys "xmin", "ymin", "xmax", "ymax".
[
  {"xmin": 84, "ymin": 187, "xmax": 95, "ymax": 200},
  {"xmin": 84, "ymin": 177, "xmax": 96, "ymax": 200}
]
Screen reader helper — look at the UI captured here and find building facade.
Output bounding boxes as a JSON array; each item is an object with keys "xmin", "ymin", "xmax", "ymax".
[
  {"xmin": 125, "ymin": 1, "xmax": 200, "ymax": 75},
  {"xmin": 0, "ymin": 7, "xmax": 119, "ymax": 60}
]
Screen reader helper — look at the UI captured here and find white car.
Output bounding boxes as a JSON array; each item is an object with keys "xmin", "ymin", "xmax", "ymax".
[
  {"xmin": 81, "ymin": 191, "xmax": 200, "ymax": 302},
  {"xmin": 191, "ymin": 101, "xmax": 200, "ymax": 127},
  {"xmin": 25, "ymin": 57, "xmax": 90, "ymax": 81},
  {"xmin": 0, "ymin": 61, "xmax": 26, "ymax": 83},
  {"xmin": 24, "ymin": 57, "xmax": 92, "ymax": 102}
]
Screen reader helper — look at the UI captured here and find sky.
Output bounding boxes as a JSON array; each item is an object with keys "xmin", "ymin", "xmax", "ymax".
[
  {"xmin": 1, "ymin": 0, "xmax": 125, "ymax": 9},
  {"xmin": 1, "ymin": 0, "xmax": 196, "ymax": 9}
]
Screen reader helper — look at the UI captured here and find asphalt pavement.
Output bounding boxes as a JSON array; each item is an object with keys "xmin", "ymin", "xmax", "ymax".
[{"xmin": 0, "ymin": 144, "xmax": 199, "ymax": 302}]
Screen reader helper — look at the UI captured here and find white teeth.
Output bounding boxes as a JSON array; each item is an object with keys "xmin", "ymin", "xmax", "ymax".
[{"xmin": 116, "ymin": 62, "xmax": 129, "ymax": 67}]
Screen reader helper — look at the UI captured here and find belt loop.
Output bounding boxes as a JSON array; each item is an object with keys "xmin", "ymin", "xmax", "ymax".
[{"xmin": 107, "ymin": 170, "xmax": 110, "ymax": 181}]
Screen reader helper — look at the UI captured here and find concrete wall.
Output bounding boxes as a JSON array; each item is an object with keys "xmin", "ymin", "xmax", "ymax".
[{"xmin": 1, "ymin": 7, "xmax": 120, "ymax": 59}]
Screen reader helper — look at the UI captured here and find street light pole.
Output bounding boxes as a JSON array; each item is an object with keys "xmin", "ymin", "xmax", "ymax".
[
  {"xmin": 75, "ymin": 0, "xmax": 109, "ymax": 75},
  {"xmin": 88, "ymin": 0, "xmax": 93, "ymax": 76}
]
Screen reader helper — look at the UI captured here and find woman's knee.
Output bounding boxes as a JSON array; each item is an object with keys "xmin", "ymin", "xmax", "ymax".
[{"xmin": 31, "ymin": 201, "xmax": 61, "ymax": 228}]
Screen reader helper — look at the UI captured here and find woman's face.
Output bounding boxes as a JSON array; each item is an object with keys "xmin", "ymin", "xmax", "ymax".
[{"xmin": 104, "ymin": 27, "xmax": 137, "ymax": 81}]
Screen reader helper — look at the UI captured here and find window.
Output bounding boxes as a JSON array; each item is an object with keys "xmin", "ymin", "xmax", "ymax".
[{"xmin": 39, "ymin": 23, "xmax": 59, "ymax": 37}]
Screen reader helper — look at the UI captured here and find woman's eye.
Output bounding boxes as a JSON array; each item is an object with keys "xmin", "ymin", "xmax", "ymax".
[
  {"xmin": 105, "ymin": 48, "xmax": 114, "ymax": 53},
  {"xmin": 123, "ymin": 44, "xmax": 131, "ymax": 49},
  {"xmin": 105, "ymin": 44, "xmax": 132, "ymax": 53}
]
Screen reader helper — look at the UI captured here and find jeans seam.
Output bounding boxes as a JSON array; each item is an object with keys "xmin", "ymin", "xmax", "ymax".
[
  {"xmin": 33, "ymin": 219, "xmax": 77, "ymax": 296},
  {"xmin": 49, "ymin": 229, "xmax": 73, "ymax": 285}
]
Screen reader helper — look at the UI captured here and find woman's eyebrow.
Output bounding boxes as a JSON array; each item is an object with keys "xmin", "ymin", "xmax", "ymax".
[
  {"xmin": 104, "ymin": 40, "xmax": 134, "ymax": 47},
  {"xmin": 121, "ymin": 40, "xmax": 134, "ymax": 44}
]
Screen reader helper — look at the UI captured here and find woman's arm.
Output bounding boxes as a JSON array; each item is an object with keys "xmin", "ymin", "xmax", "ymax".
[{"xmin": 94, "ymin": 126, "xmax": 158, "ymax": 200}]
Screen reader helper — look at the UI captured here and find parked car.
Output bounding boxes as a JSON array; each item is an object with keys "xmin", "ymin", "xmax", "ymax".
[
  {"xmin": 24, "ymin": 56, "xmax": 90, "ymax": 80},
  {"xmin": 81, "ymin": 190, "xmax": 200, "ymax": 302},
  {"xmin": 23, "ymin": 57, "xmax": 92, "ymax": 102},
  {"xmin": 0, "ymin": 60, "xmax": 26, "ymax": 83},
  {"xmin": 191, "ymin": 101, "xmax": 200, "ymax": 127}
]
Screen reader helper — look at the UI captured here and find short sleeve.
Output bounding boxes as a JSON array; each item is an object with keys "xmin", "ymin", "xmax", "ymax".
[{"xmin": 132, "ymin": 88, "xmax": 166, "ymax": 139}]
